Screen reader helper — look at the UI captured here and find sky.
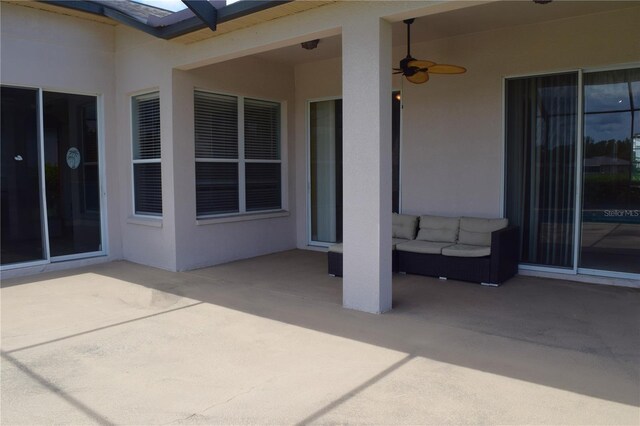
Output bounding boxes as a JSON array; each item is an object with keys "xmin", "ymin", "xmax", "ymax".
[{"xmin": 136, "ymin": 0, "xmax": 239, "ymax": 12}]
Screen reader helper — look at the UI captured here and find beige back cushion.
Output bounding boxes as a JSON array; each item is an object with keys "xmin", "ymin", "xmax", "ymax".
[
  {"xmin": 392, "ymin": 213, "xmax": 419, "ymax": 240},
  {"xmin": 458, "ymin": 217, "xmax": 508, "ymax": 246},
  {"xmin": 416, "ymin": 215, "xmax": 460, "ymax": 243}
]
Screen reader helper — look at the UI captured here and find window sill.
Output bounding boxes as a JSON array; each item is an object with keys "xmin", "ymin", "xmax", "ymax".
[
  {"xmin": 196, "ymin": 210, "xmax": 289, "ymax": 226},
  {"xmin": 127, "ymin": 216, "xmax": 163, "ymax": 228}
]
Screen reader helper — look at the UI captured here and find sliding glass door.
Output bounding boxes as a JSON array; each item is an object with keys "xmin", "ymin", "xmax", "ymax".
[
  {"xmin": 309, "ymin": 99, "xmax": 343, "ymax": 245},
  {"xmin": 505, "ymin": 67, "xmax": 640, "ymax": 278},
  {"xmin": 505, "ymin": 72, "xmax": 579, "ymax": 268},
  {"xmin": 1, "ymin": 87, "xmax": 45, "ymax": 266},
  {"xmin": 308, "ymin": 92, "xmax": 402, "ymax": 246},
  {"xmin": 43, "ymin": 92, "xmax": 102, "ymax": 258},
  {"xmin": 580, "ymin": 69, "xmax": 640, "ymax": 274},
  {"xmin": 1, "ymin": 86, "xmax": 103, "ymax": 268}
]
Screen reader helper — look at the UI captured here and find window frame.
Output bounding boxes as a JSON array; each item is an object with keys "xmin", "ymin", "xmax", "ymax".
[
  {"xmin": 131, "ymin": 91, "xmax": 162, "ymax": 218},
  {"xmin": 194, "ymin": 88, "xmax": 286, "ymax": 219}
]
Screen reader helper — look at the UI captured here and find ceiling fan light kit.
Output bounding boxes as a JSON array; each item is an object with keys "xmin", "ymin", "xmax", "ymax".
[{"xmin": 394, "ymin": 18, "xmax": 466, "ymax": 84}]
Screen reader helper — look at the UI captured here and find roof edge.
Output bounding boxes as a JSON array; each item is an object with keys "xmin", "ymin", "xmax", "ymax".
[{"xmin": 39, "ymin": 0, "xmax": 293, "ymax": 40}]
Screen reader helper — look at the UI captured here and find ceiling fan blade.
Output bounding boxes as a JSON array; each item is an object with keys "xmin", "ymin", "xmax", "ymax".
[
  {"xmin": 407, "ymin": 71, "xmax": 429, "ymax": 84},
  {"xmin": 427, "ymin": 64, "xmax": 467, "ymax": 74},
  {"xmin": 393, "ymin": 71, "xmax": 404, "ymax": 75},
  {"xmin": 408, "ymin": 60, "xmax": 436, "ymax": 69}
]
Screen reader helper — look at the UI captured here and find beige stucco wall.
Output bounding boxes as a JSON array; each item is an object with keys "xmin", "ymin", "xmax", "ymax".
[
  {"xmin": 399, "ymin": 6, "xmax": 640, "ymax": 218},
  {"xmin": 0, "ymin": 3, "xmax": 121, "ymax": 276},
  {"xmin": 170, "ymin": 58, "xmax": 297, "ymax": 271},
  {"xmin": 294, "ymin": 57, "xmax": 343, "ymax": 249},
  {"xmin": 292, "ymin": 5, "xmax": 640, "ymax": 253},
  {"xmin": 3, "ymin": 0, "xmax": 639, "ymax": 277},
  {"xmin": 114, "ymin": 26, "xmax": 178, "ymax": 271}
]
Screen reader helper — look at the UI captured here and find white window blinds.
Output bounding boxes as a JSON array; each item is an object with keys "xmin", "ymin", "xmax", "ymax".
[
  {"xmin": 194, "ymin": 91, "xmax": 238, "ymax": 159},
  {"xmin": 244, "ymin": 98, "xmax": 280, "ymax": 160},
  {"xmin": 132, "ymin": 92, "xmax": 162, "ymax": 216},
  {"xmin": 194, "ymin": 91, "xmax": 282, "ymax": 217},
  {"xmin": 133, "ymin": 94, "xmax": 161, "ymax": 160}
]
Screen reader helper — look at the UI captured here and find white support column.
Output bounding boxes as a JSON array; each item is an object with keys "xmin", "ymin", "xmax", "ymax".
[{"xmin": 342, "ymin": 17, "xmax": 393, "ymax": 313}]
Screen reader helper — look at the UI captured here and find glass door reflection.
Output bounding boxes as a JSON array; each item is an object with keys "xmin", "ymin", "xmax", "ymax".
[
  {"xmin": 43, "ymin": 92, "xmax": 102, "ymax": 258},
  {"xmin": 309, "ymin": 99, "xmax": 343, "ymax": 245},
  {"xmin": 1, "ymin": 87, "xmax": 45, "ymax": 266},
  {"xmin": 580, "ymin": 68, "xmax": 640, "ymax": 274}
]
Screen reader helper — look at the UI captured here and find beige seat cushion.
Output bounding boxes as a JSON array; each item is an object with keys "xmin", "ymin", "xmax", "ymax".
[
  {"xmin": 393, "ymin": 213, "xmax": 419, "ymax": 240},
  {"xmin": 328, "ymin": 243, "xmax": 343, "ymax": 253},
  {"xmin": 396, "ymin": 240, "xmax": 454, "ymax": 255},
  {"xmin": 458, "ymin": 217, "xmax": 508, "ymax": 246},
  {"xmin": 416, "ymin": 215, "xmax": 460, "ymax": 243},
  {"xmin": 442, "ymin": 243, "xmax": 491, "ymax": 258},
  {"xmin": 392, "ymin": 238, "xmax": 410, "ymax": 249}
]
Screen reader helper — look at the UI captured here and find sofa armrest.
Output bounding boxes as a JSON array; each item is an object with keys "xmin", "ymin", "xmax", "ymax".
[{"xmin": 489, "ymin": 225, "xmax": 520, "ymax": 284}]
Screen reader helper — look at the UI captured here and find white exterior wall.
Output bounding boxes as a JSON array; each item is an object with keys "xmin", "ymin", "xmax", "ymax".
[
  {"xmin": 294, "ymin": 57, "xmax": 342, "ymax": 249},
  {"xmin": 3, "ymin": 1, "xmax": 638, "ymax": 283},
  {"xmin": 170, "ymin": 58, "xmax": 296, "ymax": 271},
  {"xmin": 399, "ymin": 6, "xmax": 640, "ymax": 218},
  {"xmin": 292, "ymin": 5, "xmax": 640, "ymax": 248},
  {"xmin": 0, "ymin": 3, "xmax": 120, "ymax": 277},
  {"xmin": 107, "ymin": 1, "xmax": 455, "ymax": 273},
  {"xmin": 113, "ymin": 27, "xmax": 179, "ymax": 270}
]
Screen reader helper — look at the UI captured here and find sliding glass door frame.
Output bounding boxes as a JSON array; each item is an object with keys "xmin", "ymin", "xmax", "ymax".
[
  {"xmin": 577, "ymin": 63, "xmax": 640, "ymax": 280},
  {"xmin": 306, "ymin": 96, "xmax": 342, "ymax": 248},
  {"xmin": 503, "ymin": 64, "xmax": 640, "ymax": 281},
  {"xmin": 0, "ymin": 85, "xmax": 107, "ymax": 270},
  {"xmin": 306, "ymin": 91, "xmax": 403, "ymax": 248}
]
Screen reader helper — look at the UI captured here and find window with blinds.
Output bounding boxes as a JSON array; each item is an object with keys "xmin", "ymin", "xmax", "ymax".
[
  {"xmin": 132, "ymin": 92, "xmax": 162, "ymax": 216},
  {"xmin": 194, "ymin": 91, "xmax": 282, "ymax": 217}
]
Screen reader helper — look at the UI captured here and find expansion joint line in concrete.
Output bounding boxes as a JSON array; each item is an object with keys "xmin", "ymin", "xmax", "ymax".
[
  {"xmin": 4, "ymin": 301, "xmax": 205, "ymax": 354},
  {"xmin": 296, "ymin": 354, "xmax": 415, "ymax": 425},
  {"xmin": 1, "ymin": 351, "xmax": 114, "ymax": 425}
]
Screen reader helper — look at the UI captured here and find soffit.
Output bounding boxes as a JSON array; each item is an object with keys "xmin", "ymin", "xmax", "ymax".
[
  {"xmin": 172, "ymin": 1, "xmax": 336, "ymax": 44},
  {"xmin": 253, "ymin": 1, "xmax": 640, "ymax": 66},
  {"xmin": 402, "ymin": 1, "xmax": 640, "ymax": 45},
  {"xmin": 6, "ymin": 0, "xmax": 116, "ymax": 25}
]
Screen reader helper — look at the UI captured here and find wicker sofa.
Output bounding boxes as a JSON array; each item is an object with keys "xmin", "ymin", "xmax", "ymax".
[
  {"xmin": 327, "ymin": 213, "xmax": 418, "ymax": 277},
  {"xmin": 328, "ymin": 213, "xmax": 519, "ymax": 286}
]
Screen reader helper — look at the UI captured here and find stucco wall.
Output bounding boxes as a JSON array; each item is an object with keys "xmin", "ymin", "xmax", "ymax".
[
  {"xmin": 171, "ymin": 58, "xmax": 297, "ymax": 271},
  {"xmin": 399, "ymin": 6, "xmax": 640, "ymax": 218},
  {"xmin": 293, "ymin": 57, "xmax": 343, "ymax": 249},
  {"xmin": 0, "ymin": 3, "xmax": 121, "ymax": 275},
  {"xmin": 292, "ymin": 5, "xmax": 640, "ymax": 252},
  {"xmin": 3, "ymin": 1, "xmax": 638, "ymax": 276}
]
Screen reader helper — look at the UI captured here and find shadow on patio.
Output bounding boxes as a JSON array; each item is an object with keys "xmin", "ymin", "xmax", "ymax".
[{"xmin": 2, "ymin": 249, "xmax": 639, "ymax": 424}]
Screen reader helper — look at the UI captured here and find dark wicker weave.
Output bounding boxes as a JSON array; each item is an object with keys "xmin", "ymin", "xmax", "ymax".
[{"xmin": 397, "ymin": 225, "xmax": 519, "ymax": 285}]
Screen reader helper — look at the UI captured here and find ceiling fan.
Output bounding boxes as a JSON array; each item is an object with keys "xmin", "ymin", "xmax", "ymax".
[{"xmin": 394, "ymin": 18, "xmax": 466, "ymax": 84}]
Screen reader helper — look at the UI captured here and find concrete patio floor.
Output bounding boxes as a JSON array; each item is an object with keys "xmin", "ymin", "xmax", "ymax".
[{"xmin": 1, "ymin": 250, "xmax": 639, "ymax": 425}]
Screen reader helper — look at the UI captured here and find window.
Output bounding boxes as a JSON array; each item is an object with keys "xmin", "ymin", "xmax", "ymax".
[
  {"xmin": 194, "ymin": 90, "xmax": 282, "ymax": 217},
  {"xmin": 132, "ymin": 92, "xmax": 162, "ymax": 216}
]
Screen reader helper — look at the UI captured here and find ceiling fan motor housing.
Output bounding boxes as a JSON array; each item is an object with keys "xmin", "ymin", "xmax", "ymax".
[
  {"xmin": 396, "ymin": 18, "xmax": 466, "ymax": 84},
  {"xmin": 400, "ymin": 56, "xmax": 418, "ymax": 76}
]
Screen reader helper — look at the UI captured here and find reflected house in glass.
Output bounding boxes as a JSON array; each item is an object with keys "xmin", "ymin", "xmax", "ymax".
[
  {"xmin": 584, "ymin": 156, "xmax": 630, "ymax": 175},
  {"xmin": 1, "ymin": 0, "xmax": 639, "ymax": 310}
]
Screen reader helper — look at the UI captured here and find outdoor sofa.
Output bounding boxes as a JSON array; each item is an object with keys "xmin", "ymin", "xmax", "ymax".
[{"xmin": 328, "ymin": 213, "xmax": 519, "ymax": 286}]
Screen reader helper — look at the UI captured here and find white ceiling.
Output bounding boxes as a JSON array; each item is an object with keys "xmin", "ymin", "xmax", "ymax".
[{"xmin": 253, "ymin": 1, "xmax": 639, "ymax": 65}]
